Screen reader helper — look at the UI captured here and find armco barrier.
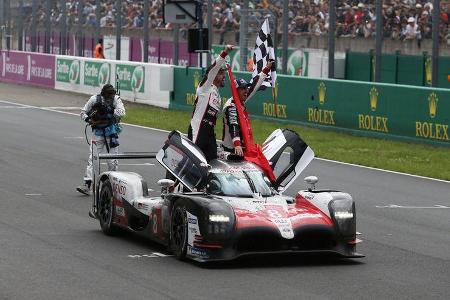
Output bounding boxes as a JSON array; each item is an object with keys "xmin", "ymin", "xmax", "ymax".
[
  {"xmin": 54, "ymin": 55, "xmax": 173, "ymax": 108},
  {"xmin": 0, "ymin": 50, "xmax": 55, "ymax": 88},
  {"xmin": 171, "ymin": 66, "xmax": 450, "ymax": 147}
]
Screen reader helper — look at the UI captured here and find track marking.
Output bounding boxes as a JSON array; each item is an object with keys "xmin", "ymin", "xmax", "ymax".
[
  {"xmin": 25, "ymin": 194, "xmax": 42, "ymax": 196},
  {"xmin": 63, "ymin": 136, "xmax": 84, "ymax": 139},
  {"xmin": 127, "ymin": 252, "xmax": 173, "ymax": 258},
  {"xmin": 376, "ymin": 204, "xmax": 450, "ymax": 209},
  {"xmin": 100, "ymin": 163, "xmax": 154, "ymax": 166},
  {"xmin": 0, "ymin": 105, "xmax": 81, "ymax": 110},
  {"xmin": 1, "ymin": 99, "xmax": 449, "ymax": 184}
]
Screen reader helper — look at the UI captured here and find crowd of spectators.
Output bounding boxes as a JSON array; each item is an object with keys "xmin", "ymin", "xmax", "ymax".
[{"xmin": 22, "ymin": 0, "xmax": 449, "ymax": 43}]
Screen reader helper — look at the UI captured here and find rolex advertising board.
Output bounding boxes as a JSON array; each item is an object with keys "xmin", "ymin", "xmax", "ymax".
[{"xmin": 171, "ymin": 66, "xmax": 449, "ymax": 147}]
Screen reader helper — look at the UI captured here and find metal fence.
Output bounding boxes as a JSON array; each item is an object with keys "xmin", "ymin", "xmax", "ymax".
[{"xmin": 0, "ymin": 0, "xmax": 445, "ymax": 86}]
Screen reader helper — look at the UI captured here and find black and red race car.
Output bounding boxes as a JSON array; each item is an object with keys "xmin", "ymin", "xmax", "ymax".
[{"xmin": 91, "ymin": 129, "xmax": 363, "ymax": 262}]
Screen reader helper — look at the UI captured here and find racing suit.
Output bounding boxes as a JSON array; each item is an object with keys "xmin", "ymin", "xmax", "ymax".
[
  {"xmin": 81, "ymin": 94, "xmax": 126, "ymax": 183},
  {"xmin": 188, "ymin": 51, "xmax": 228, "ymax": 161},
  {"xmin": 222, "ymin": 67, "xmax": 270, "ymax": 152}
]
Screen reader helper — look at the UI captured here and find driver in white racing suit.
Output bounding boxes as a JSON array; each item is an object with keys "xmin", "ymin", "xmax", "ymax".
[
  {"xmin": 76, "ymin": 84, "xmax": 126, "ymax": 195},
  {"xmin": 188, "ymin": 45, "xmax": 233, "ymax": 162}
]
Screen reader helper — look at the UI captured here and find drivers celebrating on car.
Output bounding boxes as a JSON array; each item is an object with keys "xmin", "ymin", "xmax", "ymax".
[
  {"xmin": 188, "ymin": 45, "xmax": 233, "ymax": 162},
  {"xmin": 76, "ymin": 83, "xmax": 126, "ymax": 195},
  {"xmin": 222, "ymin": 60, "xmax": 274, "ymax": 156}
]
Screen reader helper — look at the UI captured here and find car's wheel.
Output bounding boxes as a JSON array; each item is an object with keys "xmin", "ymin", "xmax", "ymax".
[
  {"xmin": 170, "ymin": 201, "xmax": 188, "ymax": 260},
  {"xmin": 98, "ymin": 178, "xmax": 119, "ymax": 236}
]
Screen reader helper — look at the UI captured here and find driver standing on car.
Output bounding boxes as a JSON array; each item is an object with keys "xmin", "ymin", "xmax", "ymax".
[
  {"xmin": 188, "ymin": 45, "xmax": 233, "ymax": 162},
  {"xmin": 76, "ymin": 84, "xmax": 126, "ymax": 195},
  {"xmin": 222, "ymin": 60, "xmax": 274, "ymax": 156}
]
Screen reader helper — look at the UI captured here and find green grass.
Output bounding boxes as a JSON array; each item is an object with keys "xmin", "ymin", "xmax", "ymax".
[{"xmin": 123, "ymin": 104, "xmax": 450, "ymax": 181}]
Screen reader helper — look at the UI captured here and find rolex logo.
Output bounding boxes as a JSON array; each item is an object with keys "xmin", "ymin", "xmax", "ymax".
[
  {"xmin": 428, "ymin": 92, "xmax": 438, "ymax": 118},
  {"xmin": 193, "ymin": 71, "xmax": 201, "ymax": 89},
  {"xmin": 425, "ymin": 57, "xmax": 432, "ymax": 85},
  {"xmin": 318, "ymin": 82, "xmax": 326, "ymax": 105},
  {"xmin": 369, "ymin": 87, "xmax": 378, "ymax": 112},
  {"xmin": 273, "ymin": 82, "xmax": 279, "ymax": 100}
]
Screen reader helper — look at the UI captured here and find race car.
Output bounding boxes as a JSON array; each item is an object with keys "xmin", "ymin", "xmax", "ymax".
[{"xmin": 90, "ymin": 129, "xmax": 364, "ymax": 262}]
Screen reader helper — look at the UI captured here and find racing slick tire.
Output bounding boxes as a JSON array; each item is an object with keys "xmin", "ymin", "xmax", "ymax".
[
  {"xmin": 98, "ymin": 178, "xmax": 119, "ymax": 236},
  {"xmin": 170, "ymin": 201, "xmax": 188, "ymax": 260}
]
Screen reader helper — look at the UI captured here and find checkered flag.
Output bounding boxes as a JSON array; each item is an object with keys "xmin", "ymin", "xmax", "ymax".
[{"xmin": 252, "ymin": 18, "xmax": 277, "ymax": 89}]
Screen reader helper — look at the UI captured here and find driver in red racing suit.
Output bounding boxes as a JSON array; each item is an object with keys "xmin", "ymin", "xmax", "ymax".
[{"xmin": 188, "ymin": 45, "xmax": 233, "ymax": 162}]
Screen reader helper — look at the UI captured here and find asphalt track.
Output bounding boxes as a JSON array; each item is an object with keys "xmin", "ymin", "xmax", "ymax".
[{"xmin": 0, "ymin": 83, "xmax": 449, "ymax": 299}]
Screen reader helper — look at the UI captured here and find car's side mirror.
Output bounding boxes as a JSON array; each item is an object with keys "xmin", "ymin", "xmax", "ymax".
[
  {"xmin": 304, "ymin": 176, "xmax": 318, "ymax": 191},
  {"xmin": 158, "ymin": 179, "xmax": 175, "ymax": 195},
  {"xmin": 158, "ymin": 179, "xmax": 175, "ymax": 188}
]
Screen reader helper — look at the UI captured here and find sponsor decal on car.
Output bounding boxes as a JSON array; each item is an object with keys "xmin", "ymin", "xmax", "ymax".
[
  {"xmin": 186, "ymin": 211, "xmax": 201, "ymax": 247},
  {"xmin": 270, "ymin": 218, "xmax": 294, "ymax": 239},
  {"xmin": 187, "ymin": 246, "xmax": 209, "ymax": 258},
  {"xmin": 115, "ymin": 206, "xmax": 125, "ymax": 217}
]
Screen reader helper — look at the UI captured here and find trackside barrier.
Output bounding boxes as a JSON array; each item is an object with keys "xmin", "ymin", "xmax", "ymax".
[
  {"xmin": 346, "ymin": 51, "xmax": 450, "ymax": 89},
  {"xmin": 0, "ymin": 50, "xmax": 55, "ymax": 88},
  {"xmin": 54, "ymin": 55, "xmax": 173, "ymax": 108},
  {"xmin": 0, "ymin": 50, "xmax": 174, "ymax": 108},
  {"xmin": 170, "ymin": 66, "xmax": 450, "ymax": 147}
]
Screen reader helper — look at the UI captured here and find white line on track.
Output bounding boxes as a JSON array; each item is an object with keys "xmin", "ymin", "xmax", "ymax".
[
  {"xmin": 100, "ymin": 162, "xmax": 154, "ymax": 166},
  {"xmin": 1, "ymin": 99, "xmax": 449, "ymax": 184},
  {"xmin": 0, "ymin": 105, "xmax": 81, "ymax": 109},
  {"xmin": 63, "ymin": 136, "xmax": 84, "ymax": 139},
  {"xmin": 376, "ymin": 204, "xmax": 450, "ymax": 209},
  {"xmin": 25, "ymin": 194, "xmax": 42, "ymax": 196},
  {"xmin": 127, "ymin": 252, "xmax": 173, "ymax": 258}
]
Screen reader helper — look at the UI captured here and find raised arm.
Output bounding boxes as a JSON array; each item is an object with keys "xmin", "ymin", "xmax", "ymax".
[
  {"xmin": 198, "ymin": 45, "xmax": 233, "ymax": 90},
  {"xmin": 247, "ymin": 60, "xmax": 274, "ymax": 101}
]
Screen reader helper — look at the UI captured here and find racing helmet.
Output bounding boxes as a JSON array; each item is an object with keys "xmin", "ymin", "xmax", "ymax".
[{"xmin": 101, "ymin": 84, "xmax": 116, "ymax": 98}]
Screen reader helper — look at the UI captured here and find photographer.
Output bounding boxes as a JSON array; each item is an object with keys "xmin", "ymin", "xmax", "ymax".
[{"xmin": 76, "ymin": 84, "xmax": 126, "ymax": 195}]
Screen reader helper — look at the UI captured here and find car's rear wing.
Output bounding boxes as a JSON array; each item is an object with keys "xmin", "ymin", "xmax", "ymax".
[{"xmin": 91, "ymin": 141, "xmax": 157, "ymax": 202}]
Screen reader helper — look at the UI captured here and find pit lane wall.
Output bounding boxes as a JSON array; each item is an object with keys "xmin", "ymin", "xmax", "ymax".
[
  {"xmin": 170, "ymin": 66, "xmax": 450, "ymax": 147},
  {"xmin": 0, "ymin": 50, "xmax": 173, "ymax": 108}
]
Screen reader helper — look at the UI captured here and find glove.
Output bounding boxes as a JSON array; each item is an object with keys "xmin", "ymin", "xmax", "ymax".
[{"xmin": 83, "ymin": 116, "xmax": 91, "ymax": 124}]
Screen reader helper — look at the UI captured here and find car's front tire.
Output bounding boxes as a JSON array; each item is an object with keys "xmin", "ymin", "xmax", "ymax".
[
  {"xmin": 170, "ymin": 201, "xmax": 188, "ymax": 260},
  {"xmin": 98, "ymin": 178, "xmax": 119, "ymax": 236}
]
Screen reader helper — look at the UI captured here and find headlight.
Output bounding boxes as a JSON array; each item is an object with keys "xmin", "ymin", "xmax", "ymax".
[
  {"xmin": 334, "ymin": 211, "xmax": 354, "ymax": 219},
  {"xmin": 329, "ymin": 199, "xmax": 356, "ymax": 239},
  {"xmin": 209, "ymin": 215, "xmax": 230, "ymax": 222}
]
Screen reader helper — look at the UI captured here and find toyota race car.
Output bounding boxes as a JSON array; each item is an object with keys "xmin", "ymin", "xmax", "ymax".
[{"xmin": 90, "ymin": 129, "xmax": 364, "ymax": 262}]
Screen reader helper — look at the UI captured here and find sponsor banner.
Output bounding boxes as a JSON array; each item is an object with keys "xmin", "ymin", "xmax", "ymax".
[
  {"xmin": 115, "ymin": 64, "xmax": 145, "ymax": 93},
  {"xmin": 129, "ymin": 38, "xmax": 197, "ymax": 66},
  {"xmin": 0, "ymin": 51, "xmax": 55, "ymax": 88},
  {"xmin": 171, "ymin": 66, "xmax": 450, "ymax": 147},
  {"xmin": 25, "ymin": 33, "xmax": 93, "ymax": 56},
  {"xmin": 84, "ymin": 61, "xmax": 111, "ymax": 87},
  {"xmin": 56, "ymin": 57, "xmax": 81, "ymax": 85}
]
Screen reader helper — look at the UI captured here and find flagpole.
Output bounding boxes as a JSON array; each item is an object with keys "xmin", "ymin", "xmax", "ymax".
[{"xmin": 268, "ymin": 18, "xmax": 278, "ymax": 119}]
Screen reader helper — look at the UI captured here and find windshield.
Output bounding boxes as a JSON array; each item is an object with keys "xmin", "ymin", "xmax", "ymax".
[{"xmin": 208, "ymin": 170, "xmax": 274, "ymax": 197}]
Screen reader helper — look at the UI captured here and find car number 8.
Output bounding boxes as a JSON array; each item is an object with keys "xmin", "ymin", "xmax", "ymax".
[{"xmin": 267, "ymin": 209, "xmax": 282, "ymax": 219}]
